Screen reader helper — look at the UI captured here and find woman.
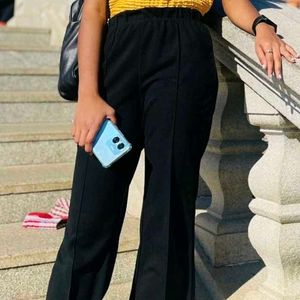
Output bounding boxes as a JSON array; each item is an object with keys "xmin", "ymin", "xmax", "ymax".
[{"xmin": 46, "ymin": 0, "xmax": 298, "ymax": 299}]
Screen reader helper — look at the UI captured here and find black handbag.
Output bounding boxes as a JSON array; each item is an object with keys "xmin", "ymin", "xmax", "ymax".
[
  {"xmin": 58, "ymin": 0, "xmax": 84, "ymax": 101},
  {"xmin": 58, "ymin": 0, "xmax": 110, "ymax": 101}
]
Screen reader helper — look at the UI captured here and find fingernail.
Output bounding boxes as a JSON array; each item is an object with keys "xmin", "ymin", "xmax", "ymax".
[
  {"xmin": 277, "ymin": 73, "xmax": 282, "ymax": 80},
  {"xmin": 262, "ymin": 64, "xmax": 266, "ymax": 69}
]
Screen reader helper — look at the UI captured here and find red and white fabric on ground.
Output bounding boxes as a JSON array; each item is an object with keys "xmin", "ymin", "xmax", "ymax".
[
  {"xmin": 22, "ymin": 197, "xmax": 70, "ymax": 229},
  {"xmin": 48, "ymin": 197, "xmax": 70, "ymax": 219}
]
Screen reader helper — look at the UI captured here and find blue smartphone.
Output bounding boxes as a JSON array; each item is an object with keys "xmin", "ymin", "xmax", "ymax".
[{"xmin": 92, "ymin": 118, "xmax": 132, "ymax": 168}]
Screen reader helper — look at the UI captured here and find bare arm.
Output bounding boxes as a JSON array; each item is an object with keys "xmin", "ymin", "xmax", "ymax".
[
  {"xmin": 77, "ymin": 0, "xmax": 106, "ymax": 96},
  {"xmin": 72, "ymin": 0, "xmax": 117, "ymax": 153},
  {"xmin": 222, "ymin": 0, "xmax": 299, "ymax": 79}
]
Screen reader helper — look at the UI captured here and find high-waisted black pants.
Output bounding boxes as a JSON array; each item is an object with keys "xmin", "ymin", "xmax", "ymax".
[{"xmin": 46, "ymin": 7, "xmax": 218, "ymax": 300}]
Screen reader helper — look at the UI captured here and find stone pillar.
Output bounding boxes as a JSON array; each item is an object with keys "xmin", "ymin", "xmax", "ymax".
[
  {"xmin": 7, "ymin": 0, "xmax": 70, "ymax": 46},
  {"xmin": 245, "ymin": 86, "xmax": 300, "ymax": 299},
  {"xmin": 195, "ymin": 63, "xmax": 266, "ymax": 297}
]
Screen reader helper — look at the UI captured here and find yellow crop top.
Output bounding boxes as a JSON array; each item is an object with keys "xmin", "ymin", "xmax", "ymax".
[{"xmin": 108, "ymin": 0, "xmax": 214, "ymax": 19}]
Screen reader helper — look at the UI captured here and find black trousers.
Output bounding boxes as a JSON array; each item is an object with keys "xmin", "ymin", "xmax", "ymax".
[
  {"xmin": 46, "ymin": 7, "xmax": 218, "ymax": 300},
  {"xmin": 0, "ymin": 0, "xmax": 14, "ymax": 22}
]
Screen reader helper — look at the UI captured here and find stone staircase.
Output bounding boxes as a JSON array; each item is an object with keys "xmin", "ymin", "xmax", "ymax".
[{"xmin": 0, "ymin": 27, "xmax": 138, "ymax": 300}]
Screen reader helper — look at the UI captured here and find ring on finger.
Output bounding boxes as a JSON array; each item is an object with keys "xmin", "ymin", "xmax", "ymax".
[{"xmin": 266, "ymin": 49, "xmax": 274, "ymax": 54}]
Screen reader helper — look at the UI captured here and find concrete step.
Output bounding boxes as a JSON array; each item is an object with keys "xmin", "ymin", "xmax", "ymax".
[
  {"xmin": 25, "ymin": 282, "xmax": 133, "ymax": 300},
  {"xmin": 0, "ymin": 44, "xmax": 60, "ymax": 69},
  {"xmin": 103, "ymin": 281, "xmax": 132, "ymax": 300},
  {"xmin": 0, "ymin": 214, "xmax": 139, "ymax": 300},
  {"xmin": 0, "ymin": 91, "xmax": 75, "ymax": 123},
  {"xmin": 0, "ymin": 162, "xmax": 74, "ymax": 224},
  {"xmin": 0, "ymin": 27, "xmax": 51, "ymax": 48},
  {"xmin": 0, "ymin": 91, "xmax": 63, "ymax": 103},
  {"xmin": 0, "ymin": 67, "xmax": 58, "ymax": 92},
  {"xmin": 0, "ymin": 123, "xmax": 76, "ymax": 166}
]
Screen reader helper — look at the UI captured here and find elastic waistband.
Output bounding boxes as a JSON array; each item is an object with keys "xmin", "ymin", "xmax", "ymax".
[{"xmin": 108, "ymin": 7, "xmax": 204, "ymax": 27}]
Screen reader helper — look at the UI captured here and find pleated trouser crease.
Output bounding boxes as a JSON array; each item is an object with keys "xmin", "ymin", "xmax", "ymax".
[{"xmin": 46, "ymin": 7, "xmax": 219, "ymax": 300}]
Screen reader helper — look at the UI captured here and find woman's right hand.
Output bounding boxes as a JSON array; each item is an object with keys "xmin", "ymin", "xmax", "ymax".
[{"xmin": 71, "ymin": 94, "xmax": 117, "ymax": 154}]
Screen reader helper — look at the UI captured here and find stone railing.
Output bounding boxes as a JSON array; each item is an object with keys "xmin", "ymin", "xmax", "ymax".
[{"xmin": 195, "ymin": 1, "xmax": 300, "ymax": 299}]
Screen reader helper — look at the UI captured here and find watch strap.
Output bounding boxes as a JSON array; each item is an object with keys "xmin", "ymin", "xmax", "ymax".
[{"xmin": 252, "ymin": 14, "xmax": 277, "ymax": 36}]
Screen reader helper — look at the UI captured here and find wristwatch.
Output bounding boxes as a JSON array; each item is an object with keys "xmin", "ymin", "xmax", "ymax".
[{"xmin": 252, "ymin": 15, "xmax": 277, "ymax": 36}]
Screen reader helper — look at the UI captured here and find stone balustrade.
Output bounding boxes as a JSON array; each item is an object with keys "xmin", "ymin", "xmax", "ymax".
[{"xmin": 195, "ymin": 1, "xmax": 300, "ymax": 299}]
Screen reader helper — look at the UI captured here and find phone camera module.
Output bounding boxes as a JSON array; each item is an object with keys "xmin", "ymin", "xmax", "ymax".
[
  {"xmin": 117, "ymin": 143, "xmax": 124, "ymax": 150},
  {"xmin": 112, "ymin": 136, "xmax": 120, "ymax": 143}
]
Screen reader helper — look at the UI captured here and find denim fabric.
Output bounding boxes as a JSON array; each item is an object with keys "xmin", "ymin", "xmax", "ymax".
[{"xmin": 46, "ymin": 7, "xmax": 219, "ymax": 300}]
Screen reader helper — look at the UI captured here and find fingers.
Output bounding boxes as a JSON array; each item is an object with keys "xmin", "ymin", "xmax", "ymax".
[
  {"xmin": 264, "ymin": 45, "xmax": 275, "ymax": 78},
  {"xmin": 84, "ymin": 107, "xmax": 116, "ymax": 153},
  {"xmin": 72, "ymin": 103, "xmax": 117, "ymax": 154},
  {"xmin": 256, "ymin": 45, "xmax": 267, "ymax": 70},
  {"xmin": 285, "ymin": 44, "xmax": 300, "ymax": 59},
  {"xmin": 272, "ymin": 44, "xmax": 282, "ymax": 80},
  {"xmin": 78, "ymin": 126, "xmax": 89, "ymax": 148},
  {"xmin": 262, "ymin": 43, "xmax": 294, "ymax": 79},
  {"xmin": 256, "ymin": 35, "xmax": 299, "ymax": 81},
  {"xmin": 84, "ymin": 115, "xmax": 106, "ymax": 153},
  {"xmin": 106, "ymin": 107, "xmax": 117, "ymax": 125},
  {"xmin": 73, "ymin": 124, "xmax": 80, "ymax": 144},
  {"xmin": 280, "ymin": 44, "xmax": 297, "ymax": 63},
  {"xmin": 281, "ymin": 43, "xmax": 299, "ymax": 63}
]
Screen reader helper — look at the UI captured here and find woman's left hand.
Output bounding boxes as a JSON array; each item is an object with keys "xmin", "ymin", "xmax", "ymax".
[{"xmin": 254, "ymin": 23, "xmax": 299, "ymax": 79}]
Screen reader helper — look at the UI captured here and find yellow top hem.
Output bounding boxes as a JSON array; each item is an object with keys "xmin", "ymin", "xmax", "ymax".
[{"xmin": 108, "ymin": 0, "xmax": 214, "ymax": 19}]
